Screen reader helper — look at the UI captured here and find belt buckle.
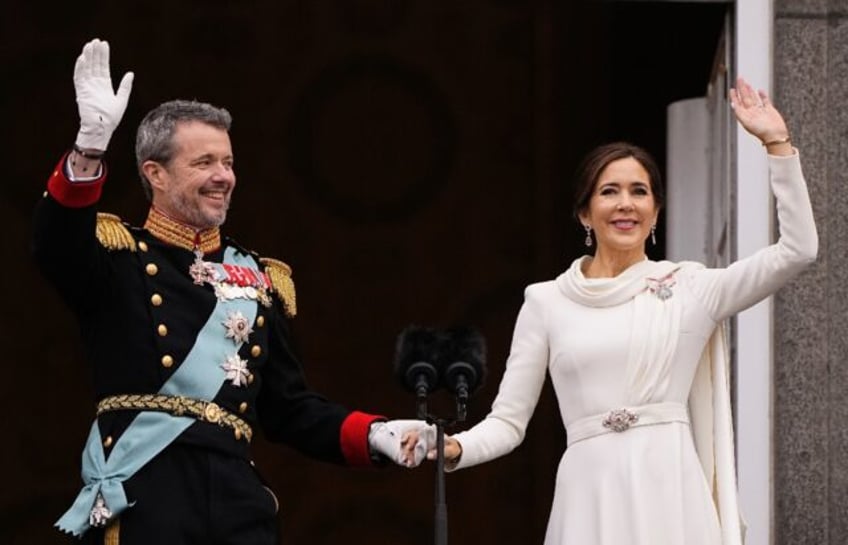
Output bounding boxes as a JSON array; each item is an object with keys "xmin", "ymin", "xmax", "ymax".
[
  {"xmin": 602, "ymin": 408, "xmax": 639, "ymax": 432},
  {"xmin": 204, "ymin": 402, "xmax": 223, "ymax": 424}
]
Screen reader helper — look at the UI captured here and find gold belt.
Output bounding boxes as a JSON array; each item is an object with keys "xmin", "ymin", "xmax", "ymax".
[{"xmin": 97, "ymin": 394, "xmax": 253, "ymax": 443}]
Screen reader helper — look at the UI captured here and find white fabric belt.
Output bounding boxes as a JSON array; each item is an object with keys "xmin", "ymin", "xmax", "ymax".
[{"xmin": 566, "ymin": 401, "xmax": 690, "ymax": 447}]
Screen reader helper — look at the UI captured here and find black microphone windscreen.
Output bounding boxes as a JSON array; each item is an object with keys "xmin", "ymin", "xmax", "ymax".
[
  {"xmin": 393, "ymin": 325, "xmax": 442, "ymax": 392},
  {"xmin": 441, "ymin": 326, "xmax": 487, "ymax": 393}
]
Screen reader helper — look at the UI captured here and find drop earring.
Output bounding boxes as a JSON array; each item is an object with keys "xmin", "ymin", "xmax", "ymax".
[
  {"xmin": 651, "ymin": 224, "xmax": 657, "ymax": 246},
  {"xmin": 584, "ymin": 225, "xmax": 593, "ymax": 247}
]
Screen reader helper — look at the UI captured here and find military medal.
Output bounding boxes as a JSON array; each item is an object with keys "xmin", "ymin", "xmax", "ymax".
[
  {"xmin": 221, "ymin": 354, "xmax": 250, "ymax": 387},
  {"xmin": 89, "ymin": 492, "xmax": 112, "ymax": 527},
  {"xmin": 189, "ymin": 249, "xmax": 220, "ymax": 285},
  {"xmin": 190, "ymin": 251, "xmax": 273, "ymax": 307},
  {"xmin": 223, "ymin": 311, "xmax": 253, "ymax": 344}
]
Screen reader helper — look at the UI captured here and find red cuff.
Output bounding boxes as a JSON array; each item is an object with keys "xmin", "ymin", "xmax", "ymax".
[
  {"xmin": 339, "ymin": 410, "xmax": 384, "ymax": 467},
  {"xmin": 46, "ymin": 152, "xmax": 107, "ymax": 208}
]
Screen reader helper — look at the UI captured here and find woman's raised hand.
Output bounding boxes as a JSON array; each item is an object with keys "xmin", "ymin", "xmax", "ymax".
[{"xmin": 729, "ymin": 77, "xmax": 791, "ymax": 147}]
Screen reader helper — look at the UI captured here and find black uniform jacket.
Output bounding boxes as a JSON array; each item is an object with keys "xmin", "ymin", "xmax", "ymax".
[{"xmin": 32, "ymin": 153, "xmax": 379, "ymax": 467}]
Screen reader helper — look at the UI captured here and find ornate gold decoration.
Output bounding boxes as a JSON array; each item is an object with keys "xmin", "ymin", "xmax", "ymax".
[
  {"xmin": 97, "ymin": 394, "xmax": 252, "ymax": 442},
  {"xmin": 260, "ymin": 257, "xmax": 297, "ymax": 317},
  {"xmin": 96, "ymin": 213, "xmax": 136, "ymax": 252},
  {"xmin": 143, "ymin": 206, "xmax": 221, "ymax": 254}
]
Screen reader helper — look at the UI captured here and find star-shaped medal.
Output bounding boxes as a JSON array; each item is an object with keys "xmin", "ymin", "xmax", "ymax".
[
  {"xmin": 222, "ymin": 311, "xmax": 254, "ymax": 344},
  {"xmin": 221, "ymin": 354, "xmax": 250, "ymax": 387}
]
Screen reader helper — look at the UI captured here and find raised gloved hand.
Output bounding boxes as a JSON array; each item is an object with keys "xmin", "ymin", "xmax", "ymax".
[
  {"xmin": 74, "ymin": 38, "xmax": 134, "ymax": 151},
  {"xmin": 368, "ymin": 419, "xmax": 437, "ymax": 468}
]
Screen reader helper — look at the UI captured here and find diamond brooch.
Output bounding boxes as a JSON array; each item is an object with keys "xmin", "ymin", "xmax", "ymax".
[{"xmin": 602, "ymin": 408, "xmax": 639, "ymax": 432}]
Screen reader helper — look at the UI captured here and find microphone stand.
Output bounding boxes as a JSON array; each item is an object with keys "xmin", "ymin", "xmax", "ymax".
[
  {"xmin": 420, "ymin": 401, "xmax": 465, "ymax": 545},
  {"xmin": 432, "ymin": 416, "xmax": 449, "ymax": 545}
]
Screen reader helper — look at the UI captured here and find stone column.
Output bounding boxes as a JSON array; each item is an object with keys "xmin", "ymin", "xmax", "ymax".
[{"xmin": 773, "ymin": 1, "xmax": 848, "ymax": 543}]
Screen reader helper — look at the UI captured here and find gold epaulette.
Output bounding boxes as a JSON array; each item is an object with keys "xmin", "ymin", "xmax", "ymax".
[
  {"xmin": 96, "ymin": 213, "xmax": 137, "ymax": 251},
  {"xmin": 260, "ymin": 257, "xmax": 297, "ymax": 318}
]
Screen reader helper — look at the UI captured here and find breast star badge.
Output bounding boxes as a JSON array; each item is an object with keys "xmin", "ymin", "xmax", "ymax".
[{"xmin": 222, "ymin": 311, "xmax": 254, "ymax": 344}]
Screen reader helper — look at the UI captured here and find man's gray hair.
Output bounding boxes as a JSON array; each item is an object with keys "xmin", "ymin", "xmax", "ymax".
[{"xmin": 135, "ymin": 100, "xmax": 232, "ymax": 200}]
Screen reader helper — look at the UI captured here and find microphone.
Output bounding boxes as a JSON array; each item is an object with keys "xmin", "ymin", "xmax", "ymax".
[
  {"xmin": 393, "ymin": 325, "xmax": 442, "ymax": 416},
  {"xmin": 440, "ymin": 326, "xmax": 487, "ymax": 419}
]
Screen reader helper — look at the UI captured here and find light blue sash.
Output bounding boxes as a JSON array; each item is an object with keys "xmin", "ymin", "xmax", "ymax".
[{"xmin": 56, "ymin": 247, "xmax": 259, "ymax": 536}]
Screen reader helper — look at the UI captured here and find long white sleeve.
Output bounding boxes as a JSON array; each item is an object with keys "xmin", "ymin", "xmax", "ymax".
[
  {"xmin": 448, "ymin": 283, "xmax": 551, "ymax": 470},
  {"xmin": 687, "ymin": 151, "xmax": 818, "ymax": 321}
]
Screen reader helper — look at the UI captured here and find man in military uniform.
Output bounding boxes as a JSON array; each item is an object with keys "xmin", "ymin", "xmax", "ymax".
[{"xmin": 32, "ymin": 39, "xmax": 433, "ymax": 545}]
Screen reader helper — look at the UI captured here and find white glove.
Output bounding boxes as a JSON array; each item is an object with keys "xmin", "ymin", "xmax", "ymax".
[
  {"xmin": 74, "ymin": 38, "xmax": 134, "ymax": 151},
  {"xmin": 368, "ymin": 419, "xmax": 437, "ymax": 468}
]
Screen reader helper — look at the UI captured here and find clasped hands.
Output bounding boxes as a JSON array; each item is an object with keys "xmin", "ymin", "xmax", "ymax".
[
  {"xmin": 369, "ymin": 421, "xmax": 464, "ymax": 469},
  {"xmin": 368, "ymin": 419, "xmax": 437, "ymax": 467}
]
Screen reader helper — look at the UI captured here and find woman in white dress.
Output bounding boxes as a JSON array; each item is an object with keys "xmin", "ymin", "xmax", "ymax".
[{"xmin": 434, "ymin": 78, "xmax": 818, "ymax": 545}]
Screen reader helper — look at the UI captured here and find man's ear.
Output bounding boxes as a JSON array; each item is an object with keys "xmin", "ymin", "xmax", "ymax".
[{"xmin": 142, "ymin": 160, "xmax": 167, "ymax": 191}]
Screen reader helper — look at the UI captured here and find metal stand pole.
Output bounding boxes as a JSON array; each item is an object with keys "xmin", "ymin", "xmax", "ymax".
[
  {"xmin": 420, "ymin": 399, "xmax": 467, "ymax": 545},
  {"xmin": 434, "ymin": 419, "xmax": 447, "ymax": 545}
]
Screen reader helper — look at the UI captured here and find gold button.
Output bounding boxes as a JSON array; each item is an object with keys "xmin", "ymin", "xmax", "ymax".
[
  {"xmin": 256, "ymin": 316, "xmax": 265, "ymax": 327},
  {"xmin": 250, "ymin": 345, "xmax": 262, "ymax": 358},
  {"xmin": 157, "ymin": 324, "xmax": 168, "ymax": 336},
  {"xmin": 43, "ymin": 190, "xmax": 49, "ymax": 197},
  {"xmin": 234, "ymin": 428, "xmax": 243, "ymax": 441},
  {"xmin": 239, "ymin": 402, "xmax": 248, "ymax": 413},
  {"xmin": 138, "ymin": 241, "xmax": 149, "ymax": 252},
  {"xmin": 161, "ymin": 355, "xmax": 174, "ymax": 368},
  {"xmin": 204, "ymin": 403, "xmax": 222, "ymax": 423},
  {"xmin": 247, "ymin": 373, "xmax": 255, "ymax": 385},
  {"xmin": 151, "ymin": 293, "xmax": 163, "ymax": 306},
  {"xmin": 145, "ymin": 263, "xmax": 158, "ymax": 276},
  {"xmin": 103, "ymin": 435, "xmax": 113, "ymax": 448}
]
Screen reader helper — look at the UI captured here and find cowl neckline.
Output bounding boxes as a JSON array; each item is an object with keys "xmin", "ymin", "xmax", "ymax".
[{"xmin": 555, "ymin": 255, "xmax": 681, "ymax": 307}]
